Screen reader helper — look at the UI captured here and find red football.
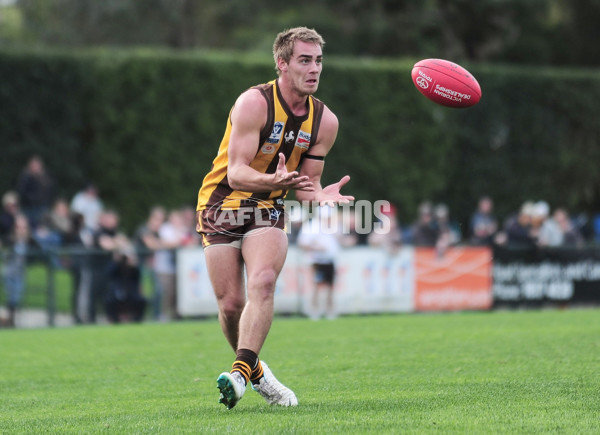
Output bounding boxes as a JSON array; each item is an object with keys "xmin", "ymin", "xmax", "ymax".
[{"xmin": 411, "ymin": 58, "xmax": 482, "ymax": 108}]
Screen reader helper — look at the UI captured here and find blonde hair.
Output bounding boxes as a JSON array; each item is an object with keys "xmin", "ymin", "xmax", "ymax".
[
  {"xmin": 273, "ymin": 27, "xmax": 325, "ymax": 75},
  {"xmin": 2, "ymin": 191, "xmax": 18, "ymax": 208}
]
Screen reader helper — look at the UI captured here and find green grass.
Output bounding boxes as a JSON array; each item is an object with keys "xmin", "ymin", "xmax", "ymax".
[
  {"xmin": 20, "ymin": 265, "xmax": 73, "ymax": 313},
  {"xmin": 1, "ymin": 309, "xmax": 599, "ymax": 433}
]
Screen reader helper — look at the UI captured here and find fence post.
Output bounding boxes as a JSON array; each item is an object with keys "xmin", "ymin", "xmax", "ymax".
[{"xmin": 46, "ymin": 251, "xmax": 56, "ymax": 327}]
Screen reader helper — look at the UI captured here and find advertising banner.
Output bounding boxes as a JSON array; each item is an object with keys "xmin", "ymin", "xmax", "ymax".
[
  {"xmin": 414, "ymin": 247, "xmax": 493, "ymax": 311},
  {"xmin": 177, "ymin": 246, "xmax": 415, "ymax": 316},
  {"xmin": 178, "ymin": 246, "xmax": 494, "ymax": 317},
  {"xmin": 493, "ymin": 247, "xmax": 600, "ymax": 305}
]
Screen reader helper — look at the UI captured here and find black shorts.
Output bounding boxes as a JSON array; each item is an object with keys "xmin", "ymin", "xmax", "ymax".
[
  {"xmin": 196, "ymin": 206, "xmax": 285, "ymax": 248},
  {"xmin": 313, "ymin": 263, "xmax": 335, "ymax": 285}
]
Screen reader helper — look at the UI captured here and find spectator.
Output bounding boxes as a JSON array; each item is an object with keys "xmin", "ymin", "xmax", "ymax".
[
  {"xmin": 535, "ymin": 201, "xmax": 561, "ymax": 247},
  {"xmin": 0, "ymin": 191, "xmax": 19, "ymax": 245},
  {"xmin": 89, "ymin": 209, "xmax": 129, "ymax": 323},
  {"xmin": 499, "ymin": 201, "xmax": 537, "ymax": 248},
  {"xmin": 17, "ymin": 155, "xmax": 55, "ymax": 230},
  {"xmin": 433, "ymin": 203, "xmax": 461, "ymax": 253},
  {"xmin": 70, "ymin": 183, "xmax": 104, "ymax": 231},
  {"xmin": 593, "ymin": 214, "xmax": 600, "ymax": 245},
  {"xmin": 338, "ymin": 207, "xmax": 368, "ymax": 247},
  {"xmin": 134, "ymin": 206, "xmax": 166, "ymax": 320},
  {"xmin": 368, "ymin": 202, "xmax": 402, "ymax": 254},
  {"xmin": 47, "ymin": 198, "xmax": 72, "ymax": 240},
  {"xmin": 31, "ymin": 215, "xmax": 62, "ymax": 269},
  {"xmin": 155, "ymin": 209, "xmax": 187, "ymax": 321},
  {"xmin": 529, "ymin": 200, "xmax": 548, "ymax": 242},
  {"xmin": 1, "ymin": 214, "xmax": 38, "ymax": 327},
  {"xmin": 469, "ymin": 196, "xmax": 498, "ymax": 245},
  {"xmin": 550, "ymin": 207, "xmax": 584, "ymax": 248},
  {"xmin": 179, "ymin": 205, "xmax": 200, "ymax": 247},
  {"xmin": 297, "ymin": 206, "xmax": 341, "ymax": 320},
  {"xmin": 62, "ymin": 212, "xmax": 94, "ymax": 324},
  {"xmin": 411, "ymin": 201, "xmax": 439, "ymax": 246},
  {"xmin": 105, "ymin": 244, "xmax": 147, "ymax": 323},
  {"xmin": 32, "ymin": 198, "xmax": 72, "ymax": 262}
]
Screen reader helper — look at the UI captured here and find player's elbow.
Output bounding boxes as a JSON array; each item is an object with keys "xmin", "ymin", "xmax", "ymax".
[
  {"xmin": 228, "ymin": 177, "xmax": 242, "ymax": 191},
  {"xmin": 227, "ymin": 168, "xmax": 244, "ymax": 191}
]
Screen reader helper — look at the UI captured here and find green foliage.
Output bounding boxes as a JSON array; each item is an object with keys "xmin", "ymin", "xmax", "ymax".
[
  {"xmin": 10, "ymin": 0, "xmax": 600, "ymax": 66},
  {"xmin": 0, "ymin": 5, "xmax": 24, "ymax": 44},
  {"xmin": 1, "ymin": 310, "xmax": 599, "ymax": 432},
  {"xmin": 0, "ymin": 50, "xmax": 91, "ymax": 199},
  {"xmin": 1, "ymin": 49, "xmax": 600, "ymax": 230}
]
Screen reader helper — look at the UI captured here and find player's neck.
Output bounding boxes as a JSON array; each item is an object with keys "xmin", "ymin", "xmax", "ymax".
[{"xmin": 276, "ymin": 78, "xmax": 309, "ymax": 116}]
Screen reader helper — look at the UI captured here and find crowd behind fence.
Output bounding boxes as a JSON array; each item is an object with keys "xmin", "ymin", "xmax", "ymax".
[
  {"xmin": 3, "ymin": 156, "xmax": 600, "ymax": 327},
  {"xmin": 4, "ymin": 241, "xmax": 600, "ymax": 328}
]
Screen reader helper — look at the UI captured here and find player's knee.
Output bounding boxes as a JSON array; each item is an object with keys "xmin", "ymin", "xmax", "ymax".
[
  {"xmin": 247, "ymin": 268, "xmax": 278, "ymax": 295},
  {"xmin": 219, "ymin": 296, "xmax": 245, "ymax": 319}
]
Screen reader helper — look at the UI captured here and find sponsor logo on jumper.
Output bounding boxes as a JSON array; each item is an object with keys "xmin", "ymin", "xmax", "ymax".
[
  {"xmin": 267, "ymin": 122, "xmax": 284, "ymax": 144},
  {"xmin": 295, "ymin": 130, "xmax": 311, "ymax": 150},
  {"xmin": 284, "ymin": 131, "xmax": 295, "ymax": 143}
]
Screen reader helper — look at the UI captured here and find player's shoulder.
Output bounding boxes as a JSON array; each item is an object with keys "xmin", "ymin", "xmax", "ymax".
[
  {"xmin": 237, "ymin": 86, "xmax": 269, "ymax": 107},
  {"xmin": 319, "ymin": 103, "xmax": 339, "ymax": 132},
  {"xmin": 311, "ymin": 95, "xmax": 338, "ymax": 125},
  {"xmin": 232, "ymin": 87, "xmax": 269, "ymax": 121},
  {"xmin": 310, "ymin": 101, "xmax": 338, "ymax": 151}
]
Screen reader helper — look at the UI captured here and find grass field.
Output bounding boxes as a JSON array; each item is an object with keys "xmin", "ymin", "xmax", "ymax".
[{"xmin": 1, "ymin": 309, "xmax": 599, "ymax": 433}]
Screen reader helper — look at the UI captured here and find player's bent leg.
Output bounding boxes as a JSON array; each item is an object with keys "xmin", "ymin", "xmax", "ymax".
[
  {"xmin": 204, "ymin": 244, "xmax": 250, "ymax": 408},
  {"xmin": 252, "ymin": 361, "xmax": 298, "ymax": 407},
  {"xmin": 237, "ymin": 228, "xmax": 288, "ymax": 353},
  {"xmin": 204, "ymin": 244, "xmax": 246, "ymax": 351}
]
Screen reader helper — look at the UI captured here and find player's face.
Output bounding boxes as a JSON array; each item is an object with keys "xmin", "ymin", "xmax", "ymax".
[{"xmin": 284, "ymin": 40, "xmax": 322, "ymax": 96}]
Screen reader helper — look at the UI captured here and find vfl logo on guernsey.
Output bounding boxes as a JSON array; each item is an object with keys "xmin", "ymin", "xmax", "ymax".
[
  {"xmin": 295, "ymin": 130, "xmax": 311, "ymax": 150},
  {"xmin": 267, "ymin": 122, "xmax": 284, "ymax": 144}
]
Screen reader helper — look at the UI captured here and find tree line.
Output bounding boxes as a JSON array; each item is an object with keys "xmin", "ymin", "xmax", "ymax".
[{"xmin": 1, "ymin": 0, "xmax": 599, "ymax": 66}]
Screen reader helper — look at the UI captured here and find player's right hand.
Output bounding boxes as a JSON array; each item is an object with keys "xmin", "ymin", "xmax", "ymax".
[{"xmin": 274, "ymin": 153, "xmax": 314, "ymax": 191}]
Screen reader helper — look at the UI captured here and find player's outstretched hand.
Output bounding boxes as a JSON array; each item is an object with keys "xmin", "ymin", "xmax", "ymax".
[
  {"xmin": 274, "ymin": 153, "xmax": 314, "ymax": 191},
  {"xmin": 317, "ymin": 175, "xmax": 354, "ymax": 207}
]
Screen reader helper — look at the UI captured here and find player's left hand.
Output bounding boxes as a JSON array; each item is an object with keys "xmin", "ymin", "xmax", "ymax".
[{"xmin": 316, "ymin": 175, "xmax": 354, "ymax": 207}]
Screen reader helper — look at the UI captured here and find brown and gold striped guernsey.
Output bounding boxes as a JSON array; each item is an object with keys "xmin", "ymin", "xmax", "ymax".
[{"xmin": 196, "ymin": 80, "xmax": 325, "ymax": 211}]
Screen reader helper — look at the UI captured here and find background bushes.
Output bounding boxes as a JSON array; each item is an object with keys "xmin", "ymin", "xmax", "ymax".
[{"xmin": 1, "ymin": 48, "xmax": 599, "ymax": 232}]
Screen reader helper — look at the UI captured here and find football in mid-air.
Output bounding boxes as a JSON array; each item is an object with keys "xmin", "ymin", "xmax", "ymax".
[{"xmin": 411, "ymin": 58, "xmax": 481, "ymax": 108}]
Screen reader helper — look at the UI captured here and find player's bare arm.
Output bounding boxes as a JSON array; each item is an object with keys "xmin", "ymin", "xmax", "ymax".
[
  {"xmin": 227, "ymin": 90, "xmax": 314, "ymax": 193},
  {"xmin": 296, "ymin": 106, "xmax": 354, "ymax": 206}
]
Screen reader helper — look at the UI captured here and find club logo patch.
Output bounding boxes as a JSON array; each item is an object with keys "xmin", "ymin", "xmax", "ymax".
[
  {"xmin": 285, "ymin": 131, "xmax": 295, "ymax": 144},
  {"xmin": 267, "ymin": 122, "xmax": 284, "ymax": 144},
  {"xmin": 261, "ymin": 144, "xmax": 276, "ymax": 154}
]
